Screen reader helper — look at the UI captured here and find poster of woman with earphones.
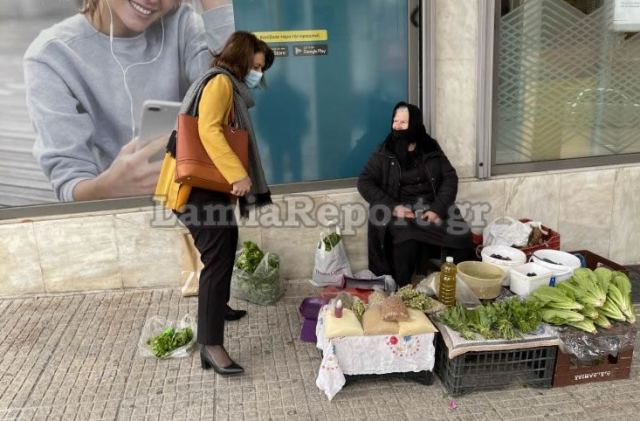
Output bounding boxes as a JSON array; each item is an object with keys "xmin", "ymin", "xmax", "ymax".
[{"xmin": 23, "ymin": 0, "xmax": 234, "ymax": 202}]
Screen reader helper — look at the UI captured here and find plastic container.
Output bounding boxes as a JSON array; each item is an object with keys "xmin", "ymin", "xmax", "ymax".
[
  {"xmin": 530, "ymin": 249, "xmax": 581, "ymax": 283},
  {"xmin": 481, "ymin": 245, "xmax": 527, "ymax": 286},
  {"xmin": 456, "ymin": 261, "xmax": 506, "ymax": 300},
  {"xmin": 439, "ymin": 256, "xmax": 457, "ymax": 307},
  {"xmin": 434, "ymin": 335, "xmax": 557, "ymax": 396},
  {"xmin": 509, "ymin": 262, "xmax": 553, "ymax": 296}
]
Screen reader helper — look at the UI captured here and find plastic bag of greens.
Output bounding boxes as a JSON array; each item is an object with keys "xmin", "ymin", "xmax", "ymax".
[
  {"xmin": 138, "ymin": 314, "xmax": 196, "ymax": 359},
  {"xmin": 312, "ymin": 225, "xmax": 352, "ymax": 287},
  {"xmin": 231, "ymin": 241, "xmax": 283, "ymax": 305}
]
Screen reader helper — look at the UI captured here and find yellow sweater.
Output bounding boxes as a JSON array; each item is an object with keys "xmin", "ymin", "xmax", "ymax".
[{"xmin": 154, "ymin": 75, "xmax": 248, "ymax": 211}]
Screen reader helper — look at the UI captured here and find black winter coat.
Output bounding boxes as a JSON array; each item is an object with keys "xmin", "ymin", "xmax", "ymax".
[{"xmin": 357, "ymin": 141, "xmax": 471, "ymax": 276}]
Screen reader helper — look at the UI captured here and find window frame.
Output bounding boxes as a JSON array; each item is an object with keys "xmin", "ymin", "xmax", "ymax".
[{"xmin": 477, "ymin": 0, "xmax": 640, "ymax": 179}]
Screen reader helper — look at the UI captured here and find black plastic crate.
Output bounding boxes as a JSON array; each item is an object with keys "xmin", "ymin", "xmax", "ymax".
[{"xmin": 434, "ymin": 334, "xmax": 557, "ymax": 396}]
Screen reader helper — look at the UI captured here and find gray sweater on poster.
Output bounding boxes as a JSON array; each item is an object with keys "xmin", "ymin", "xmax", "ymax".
[{"xmin": 24, "ymin": 4, "xmax": 234, "ymax": 201}]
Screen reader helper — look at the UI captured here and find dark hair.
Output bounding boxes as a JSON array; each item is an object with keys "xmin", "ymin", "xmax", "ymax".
[{"xmin": 212, "ymin": 31, "xmax": 275, "ymax": 85}]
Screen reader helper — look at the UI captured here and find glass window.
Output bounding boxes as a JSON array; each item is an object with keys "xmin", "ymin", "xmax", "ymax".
[{"xmin": 493, "ymin": 0, "xmax": 640, "ymax": 169}]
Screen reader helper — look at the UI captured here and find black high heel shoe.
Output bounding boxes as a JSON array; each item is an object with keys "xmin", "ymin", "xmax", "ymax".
[{"xmin": 200, "ymin": 346, "xmax": 244, "ymax": 375}]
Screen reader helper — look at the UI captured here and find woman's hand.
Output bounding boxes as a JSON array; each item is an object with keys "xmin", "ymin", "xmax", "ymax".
[
  {"xmin": 73, "ymin": 136, "xmax": 165, "ymax": 201},
  {"xmin": 393, "ymin": 205, "xmax": 415, "ymax": 219},
  {"xmin": 421, "ymin": 210, "xmax": 441, "ymax": 223},
  {"xmin": 231, "ymin": 176, "xmax": 252, "ymax": 197}
]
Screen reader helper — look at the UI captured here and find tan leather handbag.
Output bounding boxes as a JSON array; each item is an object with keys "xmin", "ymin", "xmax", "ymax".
[{"xmin": 175, "ymin": 106, "xmax": 249, "ymax": 192}]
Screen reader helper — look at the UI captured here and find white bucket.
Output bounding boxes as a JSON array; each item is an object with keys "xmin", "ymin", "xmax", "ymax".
[
  {"xmin": 509, "ymin": 262, "xmax": 553, "ymax": 297},
  {"xmin": 530, "ymin": 249, "xmax": 581, "ymax": 284},
  {"xmin": 481, "ymin": 245, "xmax": 526, "ymax": 286}
]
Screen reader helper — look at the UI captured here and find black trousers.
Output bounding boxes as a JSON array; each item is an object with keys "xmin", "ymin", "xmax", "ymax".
[
  {"xmin": 392, "ymin": 240, "xmax": 475, "ymax": 288},
  {"xmin": 175, "ymin": 188, "xmax": 238, "ymax": 346}
]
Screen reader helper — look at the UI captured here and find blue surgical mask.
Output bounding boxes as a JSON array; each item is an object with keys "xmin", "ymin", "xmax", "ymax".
[{"xmin": 245, "ymin": 69, "xmax": 263, "ymax": 89}]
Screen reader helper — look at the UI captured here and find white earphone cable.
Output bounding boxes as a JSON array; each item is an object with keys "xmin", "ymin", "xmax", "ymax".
[{"xmin": 105, "ymin": 0, "xmax": 165, "ymax": 140}]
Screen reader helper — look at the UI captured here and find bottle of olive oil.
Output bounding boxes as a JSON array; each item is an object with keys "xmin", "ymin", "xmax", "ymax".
[{"xmin": 438, "ymin": 256, "xmax": 457, "ymax": 307}]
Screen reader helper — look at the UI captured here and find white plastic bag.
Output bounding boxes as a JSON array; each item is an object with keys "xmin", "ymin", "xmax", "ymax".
[
  {"xmin": 483, "ymin": 217, "xmax": 532, "ymax": 247},
  {"xmin": 312, "ymin": 225, "xmax": 352, "ymax": 287},
  {"xmin": 138, "ymin": 314, "xmax": 197, "ymax": 359}
]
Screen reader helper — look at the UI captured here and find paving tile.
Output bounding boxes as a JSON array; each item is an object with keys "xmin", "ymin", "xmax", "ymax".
[{"xmin": 0, "ymin": 284, "xmax": 638, "ymax": 421}]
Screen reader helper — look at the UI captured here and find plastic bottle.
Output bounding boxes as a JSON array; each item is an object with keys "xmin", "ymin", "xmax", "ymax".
[
  {"xmin": 334, "ymin": 299, "xmax": 343, "ymax": 318},
  {"xmin": 438, "ymin": 256, "xmax": 457, "ymax": 307}
]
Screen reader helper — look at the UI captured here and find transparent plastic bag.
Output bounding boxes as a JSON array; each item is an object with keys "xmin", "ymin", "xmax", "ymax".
[
  {"xmin": 231, "ymin": 251, "xmax": 284, "ymax": 305},
  {"xmin": 138, "ymin": 314, "xmax": 197, "ymax": 359},
  {"xmin": 558, "ymin": 323, "xmax": 637, "ymax": 363}
]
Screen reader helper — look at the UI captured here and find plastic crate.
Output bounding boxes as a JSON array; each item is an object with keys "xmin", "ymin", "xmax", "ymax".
[
  {"xmin": 476, "ymin": 219, "xmax": 560, "ymax": 260},
  {"xmin": 518, "ymin": 219, "xmax": 560, "ymax": 259},
  {"xmin": 434, "ymin": 334, "xmax": 557, "ymax": 396},
  {"xmin": 569, "ymin": 250, "xmax": 629, "ymax": 275}
]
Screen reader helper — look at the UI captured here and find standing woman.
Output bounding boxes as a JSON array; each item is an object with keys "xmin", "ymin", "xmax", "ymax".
[
  {"xmin": 24, "ymin": 0, "xmax": 235, "ymax": 201},
  {"xmin": 155, "ymin": 31, "xmax": 274, "ymax": 375}
]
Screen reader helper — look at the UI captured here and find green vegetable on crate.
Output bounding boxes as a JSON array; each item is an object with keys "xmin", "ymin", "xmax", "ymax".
[
  {"xmin": 599, "ymin": 298, "xmax": 626, "ymax": 322},
  {"xmin": 146, "ymin": 327, "xmax": 193, "ymax": 358},
  {"xmin": 439, "ymin": 305, "xmax": 476, "ymax": 340},
  {"xmin": 579, "ymin": 303, "xmax": 599, "ymax": 320},
  {"xmin": 572, "ymin": 269, "xmax": 606, "ymax": 307},
  {"xmin": 532, "ymin": 286, "xmax": 583, "ymax": 311},
  {"xmin": 438, "ymin": 297, "xmax": 542, "ymax": 341},
  {"xmin": 611, "ymin": 271, "xmax": 636, "ymax": 323},
  {"xmin": 567, "ymin": 319, "xmax": 597, "ymax": 334},
  {"xmin": 541, "ymin": 308, "xmax": 584, "ymax": 325},
  {"xmin": 320, "ymin": 232, "xmax": 342, "ymax": 251},
  {"xmin": 594, "ymin": 313, "xmax": 612, "ymax": 329}
]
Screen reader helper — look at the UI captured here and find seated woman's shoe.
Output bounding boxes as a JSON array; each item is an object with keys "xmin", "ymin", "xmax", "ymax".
[
  {"xmin": 200, "ymin": 347, "xmax": 244, "ymax": 375},
  {"xmin": 224, "ymin": 307, "xmax": 247, "ymax": 321}
]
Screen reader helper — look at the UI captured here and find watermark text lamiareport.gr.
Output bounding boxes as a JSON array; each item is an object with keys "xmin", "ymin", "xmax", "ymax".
[{"xmin": 151, "ymin": 195, "xmax": 491, "ymax": 236}]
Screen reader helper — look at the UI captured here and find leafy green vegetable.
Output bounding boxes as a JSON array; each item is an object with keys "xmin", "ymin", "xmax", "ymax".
[
  {"xmin": 438, "ymin": 297, "xmax": 542, "ymax": 340},
  {"xmin": 146, "ymin": 327, "xmax": 193, "ymax": 358},
  {"xmin": 232, "ymin": 242, "xmax": 282, "ymax": 305},
  {"xmin": 321, "ymin": 233, "xmax": 342, "ymax": 251},
  {"xmin": 352, "ymin": 297, "xmax": 366, "ymax": 321},
  {"xmin": 395, "ymin": 285, "xmax": 435, "ymax": 312},
  {"xmin": 235, "ymin": 241, "xmax": 270, "ymax": 274}
]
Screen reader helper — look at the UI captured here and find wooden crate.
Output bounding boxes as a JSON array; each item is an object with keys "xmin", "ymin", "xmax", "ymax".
[{"xmin": 553, "ymin": 347, "xmax": 633, "ymax": 387}]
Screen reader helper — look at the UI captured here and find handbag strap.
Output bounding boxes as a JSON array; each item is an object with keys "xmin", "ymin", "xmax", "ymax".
[{"xmin": 185, "ymin": 71, "xmax": 237, "ymax": 127}]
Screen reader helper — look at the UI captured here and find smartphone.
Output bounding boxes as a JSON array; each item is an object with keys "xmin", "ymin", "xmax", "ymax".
[{"xmin": 137, "ymin": 100, "xmax": 181, "ymax": 161}]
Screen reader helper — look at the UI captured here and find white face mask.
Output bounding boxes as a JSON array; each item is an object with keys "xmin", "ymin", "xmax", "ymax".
[{"xmin": 245, "ymin": 69, "xmax": 263, "ymax": 89}]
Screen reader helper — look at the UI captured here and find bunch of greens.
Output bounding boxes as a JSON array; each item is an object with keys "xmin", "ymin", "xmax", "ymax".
[
  {"xmin": 235, "ymin": 241, "xmax": 277, "ymax": 274},
  {"xmin": 146, "ymin": 327, "xmax": 193, "ymax": 358},
  {"xmin": 352, "ymin": 297, "xmax": 367, "ymax": 321},
  {"xmin": 395, "ymin": 285, "xmax": 435, "ymax": 312},
  {"xmin": 232, "ymin": 242, "xmax": 282, "ymax": 305},
  {"xmin": 530, "ymin": 268, "xmax": 635, "ymax": 333},
  {"xmin": 438, "ymin": 297, "xmax": 542, "ymax": 341},
  {"xmin": 321, "ymin": 233, "xmax": 342, "ymax": 251}
]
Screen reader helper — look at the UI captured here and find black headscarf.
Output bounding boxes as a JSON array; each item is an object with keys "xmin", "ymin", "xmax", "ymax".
[{"xmin": 385, "ymin": 102, "xmax": 440, "ymax": 168}]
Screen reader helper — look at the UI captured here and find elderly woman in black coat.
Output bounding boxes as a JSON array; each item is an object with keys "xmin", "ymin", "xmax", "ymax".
[{"xmin": 357, "ymin": 102, "xmax": 474, "ymax": 287}]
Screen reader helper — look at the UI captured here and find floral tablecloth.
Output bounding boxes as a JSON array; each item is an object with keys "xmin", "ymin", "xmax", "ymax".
[{"xmin": 315, "ymin": 306, "xmax": 435, "ymax": 400}]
